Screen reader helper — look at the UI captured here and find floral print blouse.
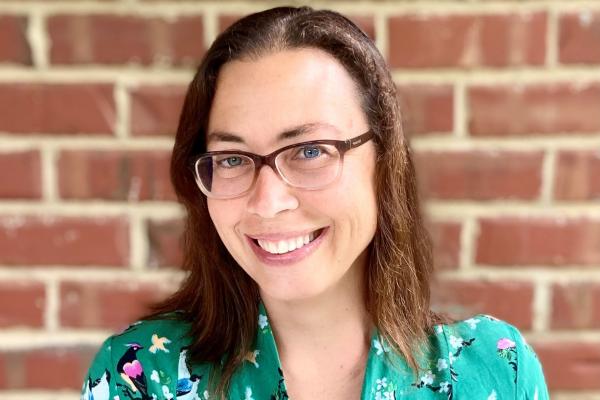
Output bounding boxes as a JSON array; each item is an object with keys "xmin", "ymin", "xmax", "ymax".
[{"xmin": 81, "ymin": 302, "xmax": 549, "ymax": 400}]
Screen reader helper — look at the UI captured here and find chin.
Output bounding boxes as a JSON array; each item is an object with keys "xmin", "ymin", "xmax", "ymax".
[{"xmin": 259, "ymin": 278, "xmax": 328, "ymax": 304}]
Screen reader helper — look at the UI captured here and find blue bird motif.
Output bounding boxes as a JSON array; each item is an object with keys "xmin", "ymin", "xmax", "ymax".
[
  {"xmin": 176, "ymin": 348, "xmax": 203, "ymax": 400},
  {"xmin": 81, "ymin": 369, "xmax": 110, "ymax": 400}
]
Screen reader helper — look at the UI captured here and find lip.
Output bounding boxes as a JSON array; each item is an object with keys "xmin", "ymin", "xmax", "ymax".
[{"xmin": 246, "ymin": 227, "xmax": 329, "ymax": 266}]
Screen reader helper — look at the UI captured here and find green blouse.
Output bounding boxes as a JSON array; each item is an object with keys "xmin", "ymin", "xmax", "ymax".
[{"xmin": 81, "ymin": 302, "xmax": 549, "ymax": 400}]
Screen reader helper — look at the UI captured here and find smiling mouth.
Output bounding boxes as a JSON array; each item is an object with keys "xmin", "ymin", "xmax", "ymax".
[{"xmin": 250, "ymin": 228, "xmax": 325, "ymax": 255}]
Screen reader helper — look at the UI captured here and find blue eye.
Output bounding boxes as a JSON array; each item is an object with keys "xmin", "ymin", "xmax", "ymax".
[
  {"xmin": 302, "ymin": 146, "xmax": 321, "ymax": 159},
  {"xmin": 226, "ymin": 157, "xmax": 242, "ymax": 166},
  {"xmin": 217, "ymin": 156, "xmax": 244, "ymax": 168}
]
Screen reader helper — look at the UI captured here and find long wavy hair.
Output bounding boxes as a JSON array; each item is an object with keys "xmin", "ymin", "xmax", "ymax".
[{"xmin": 143, "ymin": 6, "xmax": 445, "ymax": 398}]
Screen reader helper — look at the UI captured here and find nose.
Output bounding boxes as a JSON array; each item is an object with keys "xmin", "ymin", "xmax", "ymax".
[{"xmin": 245, "ymin": 165, "xmax": 299, "ymax": 219}]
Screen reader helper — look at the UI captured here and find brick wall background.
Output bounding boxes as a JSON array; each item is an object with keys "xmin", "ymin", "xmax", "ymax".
[{"xmin": 0, "ymin": 0, "xmax": 599, "ymax": 398}]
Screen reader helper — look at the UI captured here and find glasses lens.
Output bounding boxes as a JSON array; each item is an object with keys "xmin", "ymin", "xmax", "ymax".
[
  {"xmin": 195, "ymin": 154, "xmax": 255, "ymax": 198},
  {"xmin": 276, "ymin": 143, "xmax": 341, "ymax": 189}
]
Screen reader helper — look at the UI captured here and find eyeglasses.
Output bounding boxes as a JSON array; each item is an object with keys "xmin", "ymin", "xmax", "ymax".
[{"xmin": 193, "ymin": 130, "xmax": 374, "ymax": 199}]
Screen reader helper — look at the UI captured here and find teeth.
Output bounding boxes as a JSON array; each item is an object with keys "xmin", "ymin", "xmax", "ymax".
[{"xmin": 257, "ymin": 231, "xmax": 320, "ymax": 255}]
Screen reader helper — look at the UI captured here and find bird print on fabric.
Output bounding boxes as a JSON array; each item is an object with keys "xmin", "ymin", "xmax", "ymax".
[
  {"xmin": 81, "ymin": 306, "xmax": 550, "ymax": 400},
  {"xmin": 176, "ymin": 375, "xmax": 202, "ymax": 400},
  {"xmin": 116, "ymin": 342, "xmax": 151, "ymax": 400},
  {"xmin": 244, "ymin": 350, "xmax": 260, "ymax": 368},
  {"xmin": 176, "ymin": 348, "xmax": 203, "ymax": 400},
  {"xmin": 82, "ymin": 369, "xmax": 111, "ymax": 400},
  {"xmin": 149, "ymin": 334, "xmax": 171, "ymax": 354}
]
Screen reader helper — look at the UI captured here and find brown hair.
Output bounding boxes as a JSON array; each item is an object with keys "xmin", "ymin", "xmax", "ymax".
[{"xmin": 143, "ymin": 6, "xmax": 445, "ymax": 398}]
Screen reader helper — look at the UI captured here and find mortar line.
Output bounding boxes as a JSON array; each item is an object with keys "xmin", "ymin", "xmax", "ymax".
[
  {"xmin": 0, "ymin": 137, "xmax": 175, "ymax": 149},
  {"xmin": 129, "ymin": 214, "xmax": 147, "ymax": 270},
  {"xmin": 459, "ymin": 218, "xmax": 477, "ymax": 270},
  {"xmin": 532, "ymin": 280, "xmax": 551, "ymax": 332},
  {"xmin": 114, "ymin": 79, "xmax": 130, "ymax": 139},
  {"xmin": 546, "ymin": 2, "xmax": 559, "ymax": 68},
  {"xmin": 203, "ymin": 4, "xmax": 218, "ymax": 48},
  {"xmin": 3, "ymin": 65, "xmax": 600, "ymax": 83},
  {"xmin": 26, "ymin": 8, "xmax": 48, "ymax": 69},
  {"xmin": 40, "ymin": 145, "xmax": 58, "ymax": 203},
  {"xmin": 1, "ymin": 1, "xmax": 598, "ymax": 15},
  {"xmin": 44, "ymin": 278, "xmax": 59, "ymax": 332},
  {"xmin": 0, "ymin": 391, "xmax": 81, "ymax": 400},
  {"xmin": 425, "ymin": 202, "xmax": 600, "ymax": 217},
  {"xmin": 540, "ymin": 148, "xmax": 557, "ymax": 204},
  {"xmin": 410, "ymin": 136, "xmax": 600, "ymax": 151},
  {"xmin": 1, "ymin": 200, "xmax": 599, "ymax": 216},
  {"xmin": 1, "ymin": 264, "xmax": 599, "ymax": 282},
  {"xmin": 0, "ymin": 268, "xmax": 185, "ymax": 281},
  {"xmin": 374, "ymin": 9, "xmax": 388, "ymax": 64},
  {"xmin": 454, "ymin": 80, "xmax": 467, "ymax": 138},
  {"xmin": 438, "ymin": 269, "xmax": 600, "ymax": 282},
  {"xmin": 3, "ymin": 133, "xmax": 600, "ymax": 150}
]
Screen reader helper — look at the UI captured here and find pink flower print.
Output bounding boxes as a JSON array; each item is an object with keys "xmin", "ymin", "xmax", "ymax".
[
  {"xmin": 123, "ymin": 360, "xmax": 143, "ymax": 378},
  {"xmin": 497, "ymin": 338, "xmax": 516, "ymax": 350},
  {"xmin": 497, "ymin": 337, "xmax": 518, "ymax": 382}
]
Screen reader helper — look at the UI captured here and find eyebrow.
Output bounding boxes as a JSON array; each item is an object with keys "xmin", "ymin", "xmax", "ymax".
[{"xmin": 206, "ymin": 122, "xmax": 340, "ymax": 144}]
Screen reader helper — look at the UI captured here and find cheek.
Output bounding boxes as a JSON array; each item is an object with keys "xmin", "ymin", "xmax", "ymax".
[
  {"xmin": 340, "ymin": 157, "xmax": 378, "ymax": 232},
  {"xmin": 207, "ymin": 200, "xmax": 242, "ymax": 242},
  {"xmin": 311, "ymin": 170, "xmax": 377, "ymax": 235}
]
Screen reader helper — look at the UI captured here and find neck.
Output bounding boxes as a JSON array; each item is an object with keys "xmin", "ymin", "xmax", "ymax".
[{"xmin": 259, "ymin": 253, "xmax": 373, "ymax": 367}]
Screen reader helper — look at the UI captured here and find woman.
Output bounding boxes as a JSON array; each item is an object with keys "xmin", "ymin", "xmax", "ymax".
[{"xmin": 81, "ymin": 6, "xmax": 548, "ymax": 400}]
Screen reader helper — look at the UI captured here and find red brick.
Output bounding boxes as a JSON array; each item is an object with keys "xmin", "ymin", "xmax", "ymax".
[
  {"xmin": 48, "ymin": 14, "xmax": 204, "ymax": 66},
  {"xmin": 347, "ymin": 15, "xmax": 375, "ymax": 41},
  {"xmin": 428, "ymin": 221, "xmax": 461, "ymax": 271},
  {"xmin": 396, "ymin": 84, "xmax": 453, "ymax": 135},
  {"xmin": 432, "ymin": 279, "xmax": 534, "ymax": 329},
  {"xmin": 0, "ymin": 150, "xmax": 41, "ymax": 199},
  {"xmin": 147, "ymin": 218, "xmax": 184, "ymax": 268},
  {"xmin": 388, "ymin": 12, "xmax": 546, "ymax": 68},
  {"xmin": 58, "ymin": 150, "xmax": 175, "ymax": 201},
  {"xmin": 218, "ymin": 14, "xmax": 244, "ymax": 32},
  {"xmin": 476, "ymin": 217, "xmax": 600, "ymax": 266},
  {"xmin": 0, "ymin": 83, "xmax": 115, "ymax": 135},
  {"xmin": 551, "ymin": 282, "xmax": 600, "ymax": 329},
  {"xmin": 559, "ymin": 12, "xmax": 600, "ymax": 64},
  {"xmin": 0, "ymin": 215, "xmax": 129, "ymax": 266},
  {"xmin": 534, "ymin": 341, "xmax": 600, "ymax": 390},
  {"xmin": 554, "ymin": 150, "xmax": 600, "ymax": 201},
  {"xmin": 414, "ymin": 150, "xmax": 543, "ymax": 200},
  {"xmin": 218, "ymin": 13, "xmax": 376, "ymax": 40},
  {"xmin": 468, "ymin": 83, "xmax": 600, "ymax": 136},
  {"xmin": 0, "ymin": 16, "xmax": 31, "ymax": 65},
  {"xmin": 0, "ymin": 281, "xmax": 45, "ymax": 328},
  {"xmin": 0, "ymin": 346, "xmax": 96, "ymax": 390},
  {"xmin": 60, "ymin": 280, "xmax": 173, "ymax": 330},
  {"xmin": 130, "ymin": 85, "xmax": 187, "ymax": 136}
]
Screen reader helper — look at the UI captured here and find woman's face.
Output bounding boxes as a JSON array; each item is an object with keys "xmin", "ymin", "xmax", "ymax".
[{"xmin": 206, "ymin": 48, "xmax": 378, "ymax": 303}]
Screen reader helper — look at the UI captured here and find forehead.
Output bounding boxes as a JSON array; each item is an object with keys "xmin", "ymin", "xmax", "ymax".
[{"xmin": 207, "ymin": 48, "xmax": 367, "ymax": 148}]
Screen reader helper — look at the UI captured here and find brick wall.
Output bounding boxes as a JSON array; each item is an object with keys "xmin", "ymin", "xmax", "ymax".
[{"xmin": 0, "ymin": 1, "xmax": 599, "ymax": 398}]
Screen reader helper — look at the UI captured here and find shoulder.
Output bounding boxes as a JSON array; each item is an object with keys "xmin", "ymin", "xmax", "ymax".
[
  {"xmin": 109, "ymin": 312, "xmax": 193, "ymax": 349},
  {"xmin": 431, "ymin": 314, "xmax": 549, "ymax": 399},
  {"xmin": 82, "ymin": 313, "xmax": 195, "ymax": 398}
]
